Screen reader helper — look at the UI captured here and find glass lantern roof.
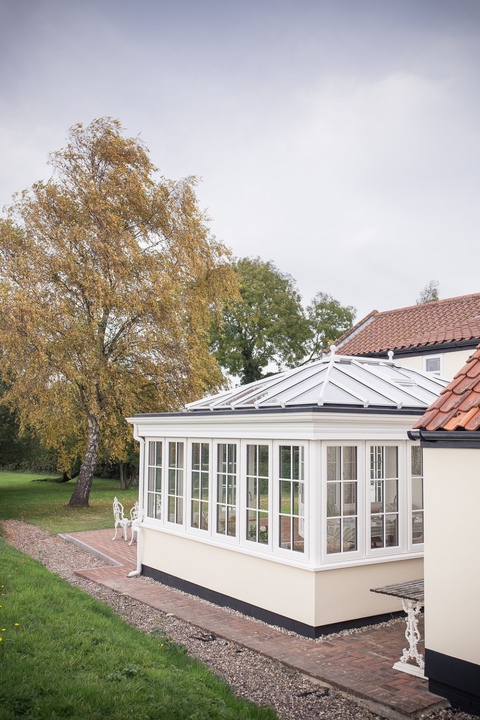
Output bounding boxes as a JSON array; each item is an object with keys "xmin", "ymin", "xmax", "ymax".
[{"xmin": 186, "ymin": 348, "xmax": 448, "ymax": 412}]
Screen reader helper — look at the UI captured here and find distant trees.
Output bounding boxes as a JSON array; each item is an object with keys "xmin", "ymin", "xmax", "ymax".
[
  {"xmin": 304, "ymin": 292, "xmax": 356, "ymax": 362},
  {"xmin": 417, "ymin": 280, "xmax": 440, "ymax": 304},
  {"xmin": 211, "ymin": 257, "xmax": 356, "ymax": 384},
  {"xmin": 0, "ymin": 381, "xmax": 56, "ymax": 472},
  {"xmin": 0, "ymin": 118, "xmax": 236, "ymax": 506},
  {"xmin": 210, "ymin": 258, "xmax": 310, "ymax": 385}
]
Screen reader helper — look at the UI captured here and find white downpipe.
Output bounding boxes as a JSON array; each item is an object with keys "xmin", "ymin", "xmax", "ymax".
[
  {"xmin": 127, "ymin": 524, "xmax": 142, "ymax": 577},
  {"xmin": 127, "ymin": 430, "xmax": 144, "ymax": 578}
]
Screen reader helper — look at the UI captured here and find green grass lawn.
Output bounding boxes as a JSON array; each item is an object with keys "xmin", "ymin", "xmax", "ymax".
[
  {"xmin": 0, "ymin": 540, "xmax": 277, "ymax": 720},
  {"xmin": 0, "ymin": 471, "xmax": 138, "ymax": 534}
]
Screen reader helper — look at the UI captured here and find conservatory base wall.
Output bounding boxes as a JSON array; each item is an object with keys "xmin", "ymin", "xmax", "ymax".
[
  {"xmin": 313, "ymin": 558, "xmax": 423, "ymax": 626},
  {"xmin": 140, "ymin": 528, "xmax": 423, "ymax": 635}
]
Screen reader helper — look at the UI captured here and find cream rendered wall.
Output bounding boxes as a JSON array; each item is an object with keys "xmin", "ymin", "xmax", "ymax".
[
  {"xmin": 395, "ymin": 350, "xmax": 473, "ymax": 381},
  {"xmin": 141, "ymin": 527, "xmax": 316, "ymax": 625},
  {"xmin": 424, "ymin": 448, "xmax": 480, "ymax": 666},
  {"xmin": 141, "ymin": 527, "xmax": 423, "ymax": 628},
  {"xmin": 313, "ymin": 558, "xmax": 424, "ymax": 627}
]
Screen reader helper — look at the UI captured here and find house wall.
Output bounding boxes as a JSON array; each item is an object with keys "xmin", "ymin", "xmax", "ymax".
[
  {"xmin": 424, "ymin": 448, "xmax": 480, "ymax": 666},
  {"xmin": 395, "ymin": 350, "xmax": 473, "ymax": 381},
  {"xmin": 140, "ymin": 525, "xmax": 423, "ymax": 632}
]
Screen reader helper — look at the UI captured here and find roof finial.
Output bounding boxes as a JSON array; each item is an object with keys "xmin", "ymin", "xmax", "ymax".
[
  {"xmin": 387, "ymin": 350, "xmax": 394, "ymax": 361},
  {"xmin": 330, "ymin": 344, "xmax": 337, "ymax": 356}
]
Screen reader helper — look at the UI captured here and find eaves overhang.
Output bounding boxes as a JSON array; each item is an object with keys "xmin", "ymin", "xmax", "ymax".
[
  {"xmin": 356, "ymin": 338, "xmax": 480, "ymax": 359},
  {"xmin": 408, "ymin": 429, "xmax": 480, "ymax": 449},
  {"xmin": 131, "ymin": 404, "xmax": 429, "ymax": 421}
]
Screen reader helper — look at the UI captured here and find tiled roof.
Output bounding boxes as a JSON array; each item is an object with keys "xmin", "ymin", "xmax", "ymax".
[
  {"xmin": 336, "ymin": 293, "xmax": 480, "ymax": 355},
  {"xmin": 413, "ymin": 344, "xmax": 480, "ymax": 431}
]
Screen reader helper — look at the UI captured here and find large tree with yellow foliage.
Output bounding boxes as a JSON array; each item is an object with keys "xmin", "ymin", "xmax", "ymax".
[{"xmin": 0, "ymin": 118, "xmax": 235, "ymax": 506}]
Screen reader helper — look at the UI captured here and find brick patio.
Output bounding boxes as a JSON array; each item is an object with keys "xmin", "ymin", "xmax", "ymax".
[{"xmin": 62, "ymin": 528, "xmax": 449, "ymax": 719}]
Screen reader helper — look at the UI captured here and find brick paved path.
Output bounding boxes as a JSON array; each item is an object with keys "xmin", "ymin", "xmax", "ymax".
[{"xmin": 62, "ymin": 529, "xmax": 448, "ymax": 719}]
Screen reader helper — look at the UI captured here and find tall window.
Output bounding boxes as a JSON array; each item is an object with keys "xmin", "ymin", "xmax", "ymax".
[
  {"xmin": 216, "ymin": 443, "xmax": 237, "ymax": 536},
  {"xmin": 278, "ymin": 445, "xmax": 305, "ymax": 553},
  {"xmin": 246, "ymin": 444, "xmax": 269, "ymax": 544},
  {"xmin": 370, "ymin": 446, "xmax": 398, "ymax": 548},
  {"xmin": 146, "ymin": 441, "xmax": 162, "ymax": 520},
  {"xmin": 167, "ymin": 441, "xmax": 184, "ymax": 524},
  {"xmin": 326, "ymin": 446, "xmax": 358, "ymax": 554},
  {"xmin": 411, "ymin": 446, "xmax": 424, "ymax": 544},
  {"xmin": 191, "ymin": 442, "xmax": 209, "ymax": 531}
]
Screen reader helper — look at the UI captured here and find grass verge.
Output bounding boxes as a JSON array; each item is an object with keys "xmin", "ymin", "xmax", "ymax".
[
  {"xmin": 0, "ymin": 471, "xmax": 138, "ymax": 534},
  {"xmin": 0, "ymin": 538, "xmax": 277, "ymax": 720}
]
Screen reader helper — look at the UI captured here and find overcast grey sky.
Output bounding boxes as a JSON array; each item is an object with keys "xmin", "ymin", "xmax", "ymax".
[{"xmin": 1, "ymin": 0, "xmax": 479, "ymax": 320}]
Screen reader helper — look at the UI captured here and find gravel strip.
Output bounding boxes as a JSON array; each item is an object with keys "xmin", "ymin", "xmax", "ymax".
[{"xmin": 1, "ymin": 519, "xmax": 475, "ymax": 720}]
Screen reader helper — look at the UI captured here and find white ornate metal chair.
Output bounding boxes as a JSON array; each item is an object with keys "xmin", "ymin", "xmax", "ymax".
[
  {"xmin": 129, "ymin": 501, "xmax": 141, "ymax": 545},
  {"xmin": 113, "ymin": 496, "xmax": 131, "ymax": 541}
]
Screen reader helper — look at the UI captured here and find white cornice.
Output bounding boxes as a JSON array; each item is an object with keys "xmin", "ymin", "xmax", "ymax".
[{"xmin": 128, "ymin": 409, "xmax": 420, "ymax": 440}]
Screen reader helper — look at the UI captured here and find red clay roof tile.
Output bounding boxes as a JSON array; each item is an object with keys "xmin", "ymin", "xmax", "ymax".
[
  {"xmin": 454, "ymin": 407, "xmax": 480, "ymax": 428},
  {"xmin": 466, "ymin": 360, "xmax": 480, "ymax": 378},
  {"xmin": 439, "ymin": 391, "xmax": 468, "ymax": 413},
  {"xmin": 336, "ymin": 293, "xmax": 480, "ymax": 355},
  {"xmin": 438, "ymin": 373, "xmax": 474, "ymax": 395},
  {"xmin": 413, "ymin": 408, "xmax": 440, "ymax": 429},
  {"xmin": 442, "ymin": 416, "xmax": 459, "ymax": 431},
  {"xmin": 465, "ymin": 409, "xmax": 480, "ymax": 431},
  {"xmin": 450, "ymin": 375, "xmax": 479, "ymax": 396},
  {"xmin": 415, "ymin": 344, "xmax": 480, "ymax": 431},
  {"xmin": 458, "ymin": 391, "xmax": 480, "ymax": 412},
  {"xmin": 426, "ymin": 391, "xmax": 452, "ymax": 411},
  {"xmin": 428, "ymin": 409, "xmax": 460, "ymax": 431}
]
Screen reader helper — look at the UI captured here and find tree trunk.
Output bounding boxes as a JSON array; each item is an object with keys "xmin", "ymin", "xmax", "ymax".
[
  {"xmin": 119, "ymin": 460, "xmax": 125, "ymax": 490},
  {"xmin": 57, "ymin": 469, "xmax": 80, "ymax": 483},
  {"xmin": 68, "ymin": 415, "xmax": 100, "ymax": 507},
  {"xmin": 242, "ymin": 353, "xmax": 262, "ymax": 385}
]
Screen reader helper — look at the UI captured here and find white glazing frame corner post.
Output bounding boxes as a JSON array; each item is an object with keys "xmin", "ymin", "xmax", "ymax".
[{"xmin": 393, "ymin": 597, "xmax": 425, "ymax": 678}]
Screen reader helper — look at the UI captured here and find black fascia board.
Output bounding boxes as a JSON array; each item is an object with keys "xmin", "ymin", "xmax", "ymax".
[
  {"xmin": 133, "ymin": 404, "xmax": 428, "ymax": 419},
  {"xmin": 356, "ymin": 338, "xmax": 480, "ymax": 359},
  {"xmin": 408, "ymin": 429, "xmax": 480, "ymax": 449}
]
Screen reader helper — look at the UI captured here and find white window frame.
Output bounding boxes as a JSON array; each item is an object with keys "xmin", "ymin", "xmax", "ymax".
[
  {"xmin": 323, "ymin": 441, "xmax": 417, "ymax": 564},
  {"xmin": 144, "ymin": 438, "xmax": 164, "ymax": 524},
  {"xmin": 368, "ymin": 443, "xmax": 402, "ymax": 555},
  {"xmin": 213, "ymin": 440, "xmax": 240, "ymax": 544},
  {"xmin": 324, "ymin": 443, "xmax": 362, "ymax": 560},
  {"xmin": 165, "ymin": 438, "xmax": 186, "ymax": 529},
  {"xmin": 274, "ymin": 440, "xmax": 307, "ymax": 558},
  {"xmin": 188, "ymin": 440, "xmax": 212, "ymax": 535},
  {"xmin": 141, "ymin": 434, "xmax": 422, "ymax": 568},
  {"xmin": 243, "ymin": 441, "xmax": 271, "ymax": 551},
  {"xmin": 424, "ymin": 354, "xmax": 443, "ymax": 376},
  {"xmin": 409, "ymin": 443, "xmax": 424, "ymax": 550}
]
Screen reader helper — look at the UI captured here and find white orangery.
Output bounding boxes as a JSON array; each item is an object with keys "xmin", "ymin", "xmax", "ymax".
[{"xmin": 128, "ymin": 349, "xmax": 447, "ymax": 637}]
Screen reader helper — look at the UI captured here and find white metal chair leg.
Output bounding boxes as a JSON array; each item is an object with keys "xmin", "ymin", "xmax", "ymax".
[{"xmin": 112, "ymin": 497, "xmax": 131, "ymax": 542}]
